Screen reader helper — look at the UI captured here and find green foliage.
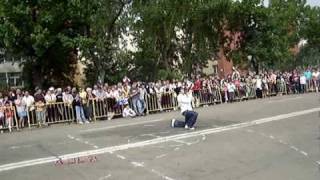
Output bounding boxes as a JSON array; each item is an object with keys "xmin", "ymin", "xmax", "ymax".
[{"xmin": 0, "ymin": 0, "xmax": 319, "ymax": 87}]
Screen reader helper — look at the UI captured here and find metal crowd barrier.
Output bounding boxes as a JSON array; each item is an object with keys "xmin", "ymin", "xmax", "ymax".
[
  {"xmin": 92, "ymin": 98, "xmax": 125, "ymax": 120},
  {"xmin": 92, "ymin": 99, "xmax": 109, "ymax": 120},
  {"xmin": 146, "ymin": 93, "xmax": 163, "ymax": 113},
  {"xmin": 198, "ymin": 88, "xmax": 222, "ymax": 105},
  {"xmin": 27, "ymin": 102, "xmax": 75, "ymax": 127}
]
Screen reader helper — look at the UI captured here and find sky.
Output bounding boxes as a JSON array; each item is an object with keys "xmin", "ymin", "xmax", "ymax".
[
  {"xmin": 308, "ymin": 0, "xmax": 320, "ymax": 6},
  {"xmin": 263, "ymin": 0, "xmax": 320, "ymax": 7}
]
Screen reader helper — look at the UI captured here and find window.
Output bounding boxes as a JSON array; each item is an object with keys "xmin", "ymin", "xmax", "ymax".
[
  {"xmin": 0, "ymin": 73, "xmax": 7, "ymax": 87},
  {"xmin": 8, "ymin": 72, "xmax": 24, "ymax": 88}
]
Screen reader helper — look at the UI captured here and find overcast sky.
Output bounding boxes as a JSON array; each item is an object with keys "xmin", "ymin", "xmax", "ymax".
[
  {"xmin": 308, "ymin": 0, "xmax": 320, "ymax": 6},
  {"xmin": 263, "ymin": 0, "xmax": 320, "ymax": 7}
]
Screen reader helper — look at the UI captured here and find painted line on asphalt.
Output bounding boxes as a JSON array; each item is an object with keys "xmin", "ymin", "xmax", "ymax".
[
  {"xmin": 266, "ymin": 96, "xmax": 302, "ymax": 103},
  {"xmin": 1, "ymin": 107, "xmax": 320, "ymax": 172},
  {"xmin": 82, "ymin": 118, "xmax": 164, "ymax": 133}
]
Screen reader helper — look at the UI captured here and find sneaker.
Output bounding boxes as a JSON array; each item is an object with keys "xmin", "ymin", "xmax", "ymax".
[
  {"xmin": 78, "ymin": 121, "xmax": 84, "ymax": 125},
  {"xmin": 171, "ymin": 119, "xmax": 176, "ymax": 128},
  {"xmin": 189, "ymin": 127, "xmax": 195, "ymax": 130},
  {"xmin": 185, "ymin": 125, "xmax": 189, "ymax": 129},
  {"xmin": 85, "ymin": 121, "xmax": 90, "ymax": 124}
]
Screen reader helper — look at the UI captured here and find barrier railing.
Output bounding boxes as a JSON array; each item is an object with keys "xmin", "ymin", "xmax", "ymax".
[
  {"xmin": 146, "ymin": 93, "xmax": 163, "ymax": 113},
  {"xmin": 92, "ymin": 99, "xmax": 109, "ymax": 120},
  {"xmin": 27, "ymin": 102, "xmax": 75, "ymax": 127},
  {"xmin": 198, "ymin": 87, "xmax": 222, "ymax": 105}
]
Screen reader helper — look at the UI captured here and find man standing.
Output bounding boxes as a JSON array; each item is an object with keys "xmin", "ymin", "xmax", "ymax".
[{"xmin": 171, "ymin": 88, "xmax": 198, "ymax": 130}]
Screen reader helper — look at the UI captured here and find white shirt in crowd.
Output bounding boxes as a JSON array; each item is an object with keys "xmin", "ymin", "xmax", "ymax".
[
  {"xmin": 256, "ymin": 78, "xmax": 262, "ymax": 90},
  {"xmin": 63, "ymin": 94, "xmax": 74, "ymax": 105},
  {"xmin": 177, "ymin": 93, "xmax": 193, "ymax": 114},
  {"xmin": 227, "ymin": 83, "xmax": 236, "ymax": 93},
  {"xmin": 45, "ymin": 93, "xmax": 56, "ymax": 103},
  {"xmin": 15, "ymin": 97, "xmax": 27, "ymax": 112},
  {"xmin": 300, "ymin": 75, "xmax": 306, "ymax": 85},
  {"xmin": 22, "ymin": 95, "xmax": 35, "ymax": 107},
  {"xmin": 312, "ymin": 71, "xmax": 319, "ymax": 79},
  {"xmin": 122, "ymin": 106, "xmax": 136, "ymax": 118}
]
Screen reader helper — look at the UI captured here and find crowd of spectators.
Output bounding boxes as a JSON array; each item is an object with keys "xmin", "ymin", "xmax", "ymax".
[{"xmin": 0, "ymin": 67, "xmax": 319, "ymax": 132}]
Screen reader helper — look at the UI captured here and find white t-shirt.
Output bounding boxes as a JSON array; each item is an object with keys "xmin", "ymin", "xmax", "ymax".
[
  {"xmin": 22, "ymin": 95, "xmax": 35, "ymax": 107},
  {"xmin": 45, "ymin": 94, "xmax": 56, "ymax": 103},
  {"xmin": 312, "ymin": 71, "xmax": 319, "ymax": 79},
  {"xmin": 300, "ymin": 76, "xmax": 307, "ymax": 85},
  {"xmin": 227, "ymin": 83, "xmax": 236, "ymax": 93},
  {"xmin": 177, "ymin": 93, "xmax": 193, "ymax": 114},
  {"xmin": 15, "ymin": 97, "xmax": 26, "ymax": 112},
  {"xmin": 256, "ymin": 79, "xmax": 262, "ymax": 90}
]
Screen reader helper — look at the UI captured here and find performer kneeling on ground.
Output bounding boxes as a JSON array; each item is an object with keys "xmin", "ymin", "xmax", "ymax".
[{"xmin": 171, "ymin": 87, "xmax": 198, "ymax": 130}]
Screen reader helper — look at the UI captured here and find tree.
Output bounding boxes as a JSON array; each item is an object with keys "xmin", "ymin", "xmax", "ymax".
[
  {"xmin": 229, "ymin": 0, "xmax": 308, "ymax": 73},
  {"xmin": 78, "ymin": 0, "xmax": 133, "ymax": 85},
  {"xmin": 0, "ymin": 0, "xmax": 93, "ymax": 88},
  {"xmin": 129, "ymin": 0, "xmax": 234, "ymax": 80}
]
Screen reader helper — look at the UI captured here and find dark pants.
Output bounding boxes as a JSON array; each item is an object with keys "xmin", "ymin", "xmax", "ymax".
[
  {"xmin": 173, "ymin": 110, "xmax": 198, "ymax": 128},
  {"xmin": 256, "ymin": 89, "xmax": 262, "ymax": 98}
]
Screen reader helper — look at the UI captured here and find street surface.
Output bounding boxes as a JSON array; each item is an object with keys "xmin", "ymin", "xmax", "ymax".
[{"xmin": 0, "ymin": 93, "xmax": 320, "ymax": 180}]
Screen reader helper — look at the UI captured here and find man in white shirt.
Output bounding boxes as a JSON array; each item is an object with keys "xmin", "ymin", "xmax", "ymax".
[
  {"xmin": 255, "ymin": 75, "xmax": 263, "ymax": 98},
  {"xmin": 312, "ymin": 69, "xmax": 319, "ymax": 92},
  {"xmin": 171, "ymin": 87, "xmax": 198, "ymax": 130},
  {"xmin": 300, "ymin": 73, "xmax": 307, "ymax": 93},
  {"xmin": 22, "ymin": 91, "xmax": 35, "ymax": 109}
]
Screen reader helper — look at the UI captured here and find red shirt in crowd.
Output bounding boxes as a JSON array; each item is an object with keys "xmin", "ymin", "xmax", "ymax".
[{"xmin": 192, "ymin": 79, "xmax": 202, "ymax": 91}]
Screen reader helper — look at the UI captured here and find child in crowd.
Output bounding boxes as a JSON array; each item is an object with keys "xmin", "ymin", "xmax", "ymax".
[
  {"xmin": 4, "ymin": 102, "xmax": 14, "ymax": 132},
  {"xmin": 0, "ymin": 102, "xmax": 4, "ymax": 129}
]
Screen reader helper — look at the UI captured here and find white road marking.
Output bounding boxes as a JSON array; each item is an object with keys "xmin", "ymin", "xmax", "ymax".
[
  {"xmin": 202, "ymin": 135, "xmax": 206, "ymax": 141},
  {"xmin": 269, "ymin": 135, "xmax": 275, "ymax": 139},
  {"xmin": 300, "ymin": 151, "xmax": 308, "ymax": 157},
  {"xmin": 143, "ymin": 125, "xmax": 155, "ymax": 127},
  {"xmin": 116, "ymin": 155, "xmax": 126, "ymax": 160},
  {"xmin": 98, "ymin": 174, "xmax": 111, "ymax": 180},
  {"xmin": 266, "ymin": 96, "xmax": 302, "ymax": 103},
  {"xmin": 131, "ymin": 162, "xmax": 144, "ymax": 167},
  {"xmin": 172, "ymin": 139, "xmax": 192, "ymax": 146},
  {"xmin": 151, "ymin": 169, "xmax": 176, "ymax": 180},
  {"xmin": 1, "ymin": 107, "xmax": 320, "ymax": 172},
  {"xmin": 169, "ymin": 144, "xmax": 183, "ymax": 147},
  {"xmin": 290, "ymin": 146, "xmax": 299, "ymax": 151},
  {"xmin": 82, "ymin": 118, "xmax": 164, "ymax": 133},
  {"xmin": 67, "ymin": 135, "xmax": 75, "ymax": 139},
  {"xmin": 159, "ymin": 131, "xmax": 170, "ymax": 134},
  {"xmin": 246, "ymin": 129, "xmax": 254, "ymax": 133},
  {"xmin": 9, "ymin": 145, "xmax": 33, "ymax": 150},
  {"xmin": 155, "ymin": 154, "xmax": 167, "ymax": 159}
]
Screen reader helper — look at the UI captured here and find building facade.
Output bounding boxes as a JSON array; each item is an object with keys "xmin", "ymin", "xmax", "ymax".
[{"xmin": 0, "ymin": 50, "xmax": 24, "ymax": 89}]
